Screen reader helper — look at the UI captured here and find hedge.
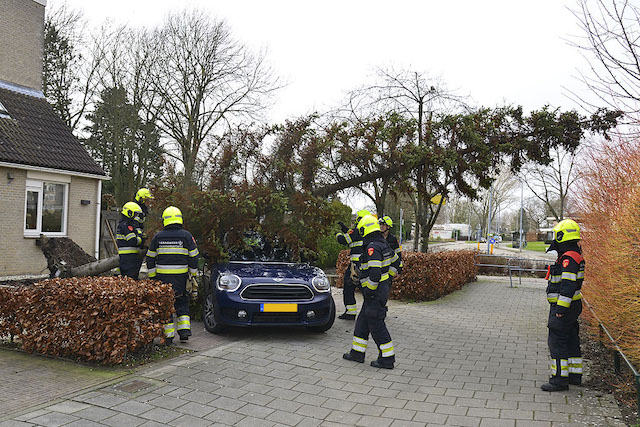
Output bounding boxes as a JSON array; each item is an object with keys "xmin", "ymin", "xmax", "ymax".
[
  {"xmin": 336, "ymin": 249, "xmax": 478, "ymax": 301},
  {"xmin": 0, "ymin": 277, "xmax": 174, "ymax": 364}
]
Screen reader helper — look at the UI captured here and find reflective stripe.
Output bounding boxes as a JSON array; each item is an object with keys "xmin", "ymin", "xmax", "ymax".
[
  {"xmin": 547, "ymin": 293, "xmax": 559, "ymax": 303},
  {"xmin": 550, "ymin": 275, "xmax": 562, "ymax": 283},
  {"xmin": 569, "ymin": 358, "xmax": 583, "ymax": 374},
  {"xmin": 157, "ymin": 247, "xmax": 188, "ymax": 255},
  {"xmin": 336, "ymin": 232, "xmax": 353, "ymax": 244},
  {"xmin": 123, "ymin": 232, "xmax": 137, "ymax": 241},
  {"xmin": 118, "ymin": 247, "xmax": 140, "ymax": 254},
  {"xmin": 380, "ymin": 341, "xmax": 395, "ymax": 357},
  {"xmin": 389, "ymin": 266, "xmax": 398, "ymax": 276},
  {"xmin": 189, "ymin": 248, "xmax": 199, "ymax": 257},
  {"xmin": 562, "ymin": 272, "xmax": 577, "ymax": 281},
  {"xmin": 366, "ymin": 260, "xmax": 382, "ymax": 268},
  {"xmin": 351, "ymin": 254, "xmax": 361, "ymax": 261},
  {"xmin": 557, "ymin": 295, "xmax": 572, "ymax": 308},
  {"xmin": 346, "ymin": 304, "xmax": 357, "ymax": 314},
  {"xmin": 573, "ymin": 291, "xmax": 582, "ymax": 301},
  {"xmin": 551, "ymin": 360, "xmax": 557, "ymax": 376},
  {"xmin": 560, "ymin": 359, "xmax": 569, "ymax": 377},
  {"xmin": 352, "ymin": 336, "xmax": 367, "ymax": 353},
  {"xmin": 148, "ymin": 268, "xmax": 156, "ymax": 278},
  {"xmin": 349, "ymin": 241, "xmax": 363, "ymax": 248},
  {"xmin": 360, "ymin": 279, "xmax": 378, "ymax": 290},
  {"xmin": 577, "ymin": 271, "xmax": 585, "ymax": 279},
  {"xmin": 164, "ymin": 323, "xmax": 176, "ymax": 338},
  {"xmin": 381, "ymin": 258, "xmax": 393, "ymax": 267},
  {"xmin": 146, "ymin": 250, "xmax": 157, "ymax": 258},
  {"xmin": 395, "ymin": 247, "xmax": 402, "ymax": 254},
  {"xmin": 156, "ymin": 265, "xmax": 189, "ymax": 274},
  {"xmin": 177, "ymin": 315, "xmax": 190, "ymax": 330},
  {"xmin": 189, "ymin": 268, "xmax": 198, "ymax": 276}
]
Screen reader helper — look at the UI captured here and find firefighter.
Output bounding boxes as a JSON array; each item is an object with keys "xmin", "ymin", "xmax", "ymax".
[
  {"xmin": 336, "ymin": 209, "xmax": 371, "ymax": 319},
  {"xmin": 379, "ymin": 216, "xmax": 403, "ymax": 278},
  {"xmin": 146, "ymin": 206, "xmax": 199, "ymax": 344},
  {"xmin": 116, "ymin": 202, "xmax": 145, "ymax": 279},
  {"xmin": 541, "ymin": 219, "xmax": 585, "ymax": 391},
  {"xmin": 134, "ymin": 187, "xmax": 153, "ymax": 219},
  {"xmin": 343, "ymin": 214, "xmax": 401, "ymax": 369}
]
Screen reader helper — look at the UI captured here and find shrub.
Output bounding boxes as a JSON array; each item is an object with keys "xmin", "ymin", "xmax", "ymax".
[
  {"xmin": 1, "ymin": 277, "xmax": 174, "ymax": 365},
  {"xmin": 336, "ymin": 249, "xmax": 477, "ymax": 301}
]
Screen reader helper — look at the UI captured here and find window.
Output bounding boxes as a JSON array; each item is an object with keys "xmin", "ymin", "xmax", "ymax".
[{"xmin": 24, "ymin": 180, "xmax": 68, "ymax": 237}]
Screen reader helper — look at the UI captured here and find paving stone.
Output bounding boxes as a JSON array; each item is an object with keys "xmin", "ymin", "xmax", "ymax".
[
  {"xmin": 71, "ymin": 406, "xmax": 118, "ymax": 422},
  {"xmin": 28, "ymin": 412, "xmax": 79, "ymax": 426},
  {"xmin": 101, "ymin": 412, "xmax": 146, "ymax": 427},
  {"xmin": 139, "ymin": 407, "xmax": 181, "ymax": 423},
  {"xmin": 45, "ymin": 401, "xmax": 90, "ymax": 414},
  {"xmin": 204, "ymin": 408, "xmax": 245, "ymax": 425}
]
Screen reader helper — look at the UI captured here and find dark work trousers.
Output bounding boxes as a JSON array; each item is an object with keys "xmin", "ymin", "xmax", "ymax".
[
  {"xmin": 119, "ymin": 254, "xmax": 142, "ymax": 280},
  {"xmin": 342, "ymin": 264, "xmax": 361, "ymax": 314},
  {"xmin": 349, "ymin": 280, "xmax": 394, "ymax": 364},
  {"xmin": 548, "ymin": 301, "xmax": 582, "ymax": 385}
]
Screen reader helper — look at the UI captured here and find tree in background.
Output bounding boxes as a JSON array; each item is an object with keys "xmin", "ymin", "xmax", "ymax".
[
  {"xmin": 150, "ymin": 10, "xmax": 280, "ymax": 185},
  {"xmin": 43, "ymin": 5, "xmax": 101, "ymax": 132},
  {"xmin": 85, "ymin": 86, "xmax": 163, "ymax": 206}
]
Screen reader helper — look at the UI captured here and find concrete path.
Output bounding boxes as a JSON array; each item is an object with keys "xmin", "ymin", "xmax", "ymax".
[{"xmin": 0, "ymin": 276, "xmax": 626, "ymax": 426}]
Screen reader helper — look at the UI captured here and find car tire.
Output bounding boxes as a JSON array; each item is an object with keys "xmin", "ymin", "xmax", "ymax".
[
  {"xmin": 307, "ymin": 296, "xmax": 336, "ymax": 333},
  {"xmin": 203, "ymin": 290, "xmax": 225, "ymax": 334}
]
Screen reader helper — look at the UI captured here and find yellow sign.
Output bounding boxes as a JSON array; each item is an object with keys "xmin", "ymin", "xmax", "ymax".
[
  {"xmin": 261, "ymin": 303, "xmax": 298, "ymax": 312},
  {"xmin": 430, "ymin": 195, "xmax": 446, "ymax": 205}
]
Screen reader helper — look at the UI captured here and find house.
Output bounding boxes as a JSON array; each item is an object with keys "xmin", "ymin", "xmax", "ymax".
[{"xmin": 0, "ymin": 0, "xmax": 107, "ymax": 277}]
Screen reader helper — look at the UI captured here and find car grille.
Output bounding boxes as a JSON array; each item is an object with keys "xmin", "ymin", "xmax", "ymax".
[
  {"xmin": 252, "ymin": 313, "xmax": 300, "ymax": 323},
  {"xmin": 240, "ymin": 284, "xmax": 313, "ymax": 301}
]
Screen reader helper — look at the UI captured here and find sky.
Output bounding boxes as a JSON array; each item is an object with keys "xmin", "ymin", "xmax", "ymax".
[{"xmin": 52, "ymin": 0, "xmax": 591, "ymax": 124}]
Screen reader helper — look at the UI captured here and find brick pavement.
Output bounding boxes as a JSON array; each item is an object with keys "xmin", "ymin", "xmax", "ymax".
[{"xmin": 0, "ymin": 276, "xmax": 626, "ymax": 426}]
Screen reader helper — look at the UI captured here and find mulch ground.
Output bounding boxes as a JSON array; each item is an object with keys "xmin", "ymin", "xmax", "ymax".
[{"xmin": 580, "ymin": 319, "xmax": 640, "ymax": 425}]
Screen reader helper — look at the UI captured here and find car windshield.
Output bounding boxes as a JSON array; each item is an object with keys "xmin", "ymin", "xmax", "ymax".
[{"xmin": 225, "ymin": 231, "xmax": 292, "ymax": 262}]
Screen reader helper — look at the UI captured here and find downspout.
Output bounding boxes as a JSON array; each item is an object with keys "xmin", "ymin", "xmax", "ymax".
[{"xmin": 94, "ymin": 179, "xmax": 102, "ymax": 259}]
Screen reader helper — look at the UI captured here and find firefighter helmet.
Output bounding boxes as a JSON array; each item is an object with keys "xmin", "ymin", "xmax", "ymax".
[
  {"xmin": 553, "ymin": 219, "xmax": 580, "ymax": 243},
  {"xmin": 122, "ymin": 202, "xmax": 143, "ymax": 222},
  {"xmin": 162, "ymin": 206, "xmax": 183, "ymax": 227},
  {"xmin": 356, "ymin": 209, "xmax": 371, "ymax": 221},
  {"xmin": 379, "ymin": 216, "xmax": 393, "ymax": 227},
  {"xmin": 357, "ymin": 214, "xmax": 380, "ymax": 237},
  {"xmin": 135, "ymin": 188, "xmax": 153, "ymax": 203}
]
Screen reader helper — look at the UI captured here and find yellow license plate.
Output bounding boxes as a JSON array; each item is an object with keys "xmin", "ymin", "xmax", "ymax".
[{"xmin": 260, "ymin": 303, "xmax": 298, "ymax": 312}]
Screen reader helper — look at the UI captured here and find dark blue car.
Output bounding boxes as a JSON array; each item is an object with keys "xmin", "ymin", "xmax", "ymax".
[{"xmin": 202, "ymin": 237, "xmax": 335, "ymax": 333}]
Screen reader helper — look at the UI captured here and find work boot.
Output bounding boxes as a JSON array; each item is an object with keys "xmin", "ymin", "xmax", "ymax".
[
  {"xmin": 370, "ymin": 359, "xmax": 394, "ymax": 369},
  {"xmin": 164, "ymin": 337, "xmax": 173, "ymax": 346},
  {"xmin": 540, "ymin": 382, "xmax": 568, "ymax": 392},
  {"xmin": 178, "ymin": 329, "xmax": 192, "ymax": 342},
  {"xmin": 338, "ymin": 312, "xmax": 356, "ymax": 320},
  {"xmin": 568, "ymin": 378, "xmax": 582, "ymax": 386},
  {"xmin": 342, "ymin": 352, "xmax": 364, "ymax": 363}
]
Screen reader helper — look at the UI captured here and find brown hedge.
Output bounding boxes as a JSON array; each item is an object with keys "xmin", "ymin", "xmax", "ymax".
[
  {"xmin": 336, "ymin": 249, "xmax": 477, "ymax": 301},
  {"xmin": 0, "ymin": 277, "xmax": 174, "ymax": 364}
]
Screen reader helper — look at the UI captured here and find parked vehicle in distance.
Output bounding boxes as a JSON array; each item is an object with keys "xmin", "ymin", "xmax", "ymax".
[{"xmin": 202, "ymin": 233, "xmax": 335, "ymax": 334}]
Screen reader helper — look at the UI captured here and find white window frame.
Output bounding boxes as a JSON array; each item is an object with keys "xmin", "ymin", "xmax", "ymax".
[{"xmin": 24, "ymin": 179, "xmax": 69, "ymax": 237}]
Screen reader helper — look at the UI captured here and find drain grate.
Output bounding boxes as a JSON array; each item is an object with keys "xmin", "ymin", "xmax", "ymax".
[{"xmin": 113, "ymin": 379, "xmax": 154, "ymax": 393}]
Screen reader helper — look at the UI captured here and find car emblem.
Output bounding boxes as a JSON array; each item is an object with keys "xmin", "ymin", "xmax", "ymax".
[{"xmin": 273, "ymin": 278, "xmax": 283, "ymax": 282}]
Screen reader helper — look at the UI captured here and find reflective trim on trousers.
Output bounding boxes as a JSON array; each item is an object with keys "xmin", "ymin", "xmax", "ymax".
[
  {"xmin": 569, "ymin": 357, "xmax": 583, "ymax": 374},
  {"xmin": 346, "ymin": 304, "xmax": 357, "ymax": 314},
  {"xmin": 380, "ymin": 341, "xmax": 395, "ymax": 357},
  {"xmin": 352, "ymin": 336, "xmax": 367, "ymax": 353},
  {"xmin": 177, "ymin": 315, "xmax": 190, "ymax": 331},
  {"xmin": 118, "ymin": 247, "xmax": 140, "ymax": 254},
  {"xmin": 552, "ymin": 359, "xmax": 570, "ymax": 377},
  {"xmin": 156, "ymin": 265, "xmax": 189, "ymax": 274},
  {"xmin": 164, "ymin": 323, "xmax": 176, "ymax": 338}
]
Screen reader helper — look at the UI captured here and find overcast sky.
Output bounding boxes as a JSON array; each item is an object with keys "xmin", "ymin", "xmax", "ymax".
[{"xmin": 53, "ymin": 0, "xmax": 590, "ymax": 124}]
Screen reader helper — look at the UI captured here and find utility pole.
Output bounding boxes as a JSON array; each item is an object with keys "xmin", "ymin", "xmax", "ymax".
[
  {"xmin": 486, "ymin": 187, "xmax": 492, "ymax": 253},
  {"xmin": 467, "ymin": 199, "xmax": 471, "ymax": 242},
  {"xmin": 519, "ymin": 180, "xmax": 524, "ymax": 252}
]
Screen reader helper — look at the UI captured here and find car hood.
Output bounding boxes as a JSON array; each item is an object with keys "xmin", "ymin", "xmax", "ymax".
[{"xmin": 215, "ymin": 261, "xmax": 323, "ymax": 281}]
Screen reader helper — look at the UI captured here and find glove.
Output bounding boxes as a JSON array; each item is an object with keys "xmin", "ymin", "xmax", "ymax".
[
  {"xmin": 338, "ymin": 221, "xmax": 349, "ymax": 233},
  {"xmin": 350, "ymin": 263, "xmax": 359, "ymax": 281},
  {"xmin": 188, "ymin": 276, "xmax": 199, "ymax": 298}
]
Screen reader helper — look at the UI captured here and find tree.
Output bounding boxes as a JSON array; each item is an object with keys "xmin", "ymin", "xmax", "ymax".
[
  {"xmin": 570, "ymin": 0, "xmax": 640, "ymax": 118},
  {"xmin": 43, "ymin": 4, "xmax": 101, "ymax": 132},
  {"xmin": 519, "ymin": 147, "xmax": 581, "ymax": 222},
  {"xmin": 85, "ymin": 86, "xmax": 163, "ymax": 206},
  {"xmin": 150, "ymin": 10, "xmax": 280, "ymax": 185},
  {"xmin": 472, "ymin": 169, "xmax": 519, "ymax": 236}
]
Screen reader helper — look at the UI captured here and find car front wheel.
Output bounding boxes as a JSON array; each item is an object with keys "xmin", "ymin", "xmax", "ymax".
[{"xmin": 203, "ymin": 290, "xmax": 225, "ymax": 334}]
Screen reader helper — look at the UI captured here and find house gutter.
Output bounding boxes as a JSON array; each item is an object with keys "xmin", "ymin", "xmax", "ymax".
[
  {"xmin": 0, "ymin": 161, "xmax": 109, "ymax": 181},
  {"xmin": 94, "ymin": 179, "xmax": 102, "ymax": 259}
]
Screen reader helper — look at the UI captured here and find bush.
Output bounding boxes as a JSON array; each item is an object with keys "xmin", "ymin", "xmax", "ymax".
[
  {"xmin": 335, "ymin": 249, "xmax": 477, "ymax": 301},
  {"xmin": 0, "ymin": 277, "xmax": 174, "ymax": 364}
]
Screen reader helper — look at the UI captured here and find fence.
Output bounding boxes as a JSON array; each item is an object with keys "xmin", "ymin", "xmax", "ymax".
[{"xmin": 475, "ymin": 254, "xmax": 550, "ymax": 287}]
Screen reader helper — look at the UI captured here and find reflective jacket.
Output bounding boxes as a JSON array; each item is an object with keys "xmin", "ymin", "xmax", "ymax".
[
  {"xmin": 546, "ymin": 248, "xmax": 584, "ymax": 314},
  {"xmin": 116, "ymin": 217, "xmax": 144, "ymax": 255},
  {"xmin": 359, "ymin": 231, "xmax": 401, "ymax": 291},
  {"xmin": 146, "ymin": 224, "xmax": 199, "ymax": 292},
  {"xmin": 385, "ymin": 233, "xmax": 403, "ymax": 277},
  {"xmin": 336, "ymin": 228, "xmax": 364, "ymax": 267}
]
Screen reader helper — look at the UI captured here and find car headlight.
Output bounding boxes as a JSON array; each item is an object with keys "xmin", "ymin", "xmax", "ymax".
[
  {"xmin": 216, "ymin": 274, "xmax": 241, "ymax": 292},
  {"xmin": 312, "ymin": 275, "xmax": 331, "ymax": 292}
]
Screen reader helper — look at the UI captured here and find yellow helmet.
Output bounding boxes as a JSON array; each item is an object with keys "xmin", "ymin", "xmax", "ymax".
[
  {"xmin": 379, "ymin": 216, "xmax": 393, "ymax": 227},
  {"xmin": 553, "ymin": 219, "xmax": 580, "ymax": 243},
  {"xmin": 135, "ymin": 188, "xmax": 153, "ymax": 203},
  {"xmin": 162, "ymin": 206, "xmax": 183, "ymax": 227},
  {"xmin": 357, "ymin": 214, "xmax": 381, "ymax": 237},
  {"xmin": 122, "ymin": 202, "xmax": 143, "ymax": 222},
  {"xmin": 356, "ymin": 209, "xmax": 371, "ymax": 221}
]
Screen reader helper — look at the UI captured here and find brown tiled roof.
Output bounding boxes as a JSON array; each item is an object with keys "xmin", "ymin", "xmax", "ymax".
[{"xmin": 0, "ymin": 80, "xmax": 106, "ymax": 176}]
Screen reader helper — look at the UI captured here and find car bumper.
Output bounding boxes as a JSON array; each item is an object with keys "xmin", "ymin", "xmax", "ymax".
[{"xmin": 215, "ymin": 291, "xmax": 333, "ymax": 327}]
